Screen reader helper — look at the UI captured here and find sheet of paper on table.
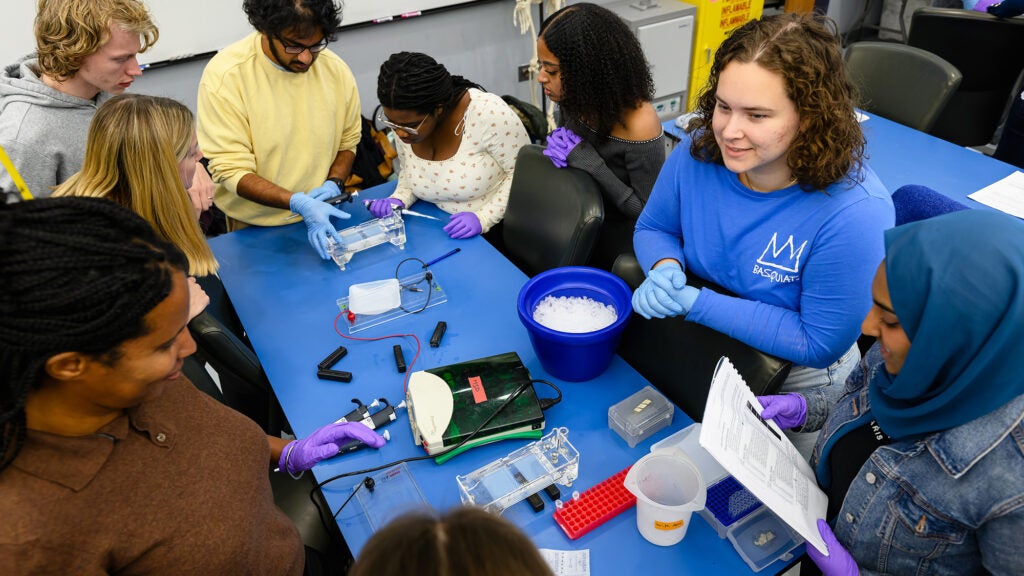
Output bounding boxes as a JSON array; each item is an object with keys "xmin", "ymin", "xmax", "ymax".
[
  {"xmin": 968, "ymin": 171, "xmax": 1024, "ymax": 219},
  {"xmin": 699, "ymin": 357, "xmax": 829, "ymax": 554},
  {"xmin": 539, "ymin": 548, "xmax": 590, "ymax": 576}
]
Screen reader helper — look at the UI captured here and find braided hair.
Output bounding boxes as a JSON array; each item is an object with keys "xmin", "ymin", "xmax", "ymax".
[
  {"xmin": 0, "ymin": 197, "xmax": 187, "ymax": 473},
  {"xmin": 377, "ymin": 52, "xmax": 483, "ymax": 117},
  {"xmin": 539, "ymin": 3, "xmax": 654, "ymax": 140}
]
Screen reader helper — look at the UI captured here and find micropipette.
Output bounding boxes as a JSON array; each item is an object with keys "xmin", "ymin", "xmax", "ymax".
[{"xmin": 362, "ymin": 200, "xmax": 442, "ymax": 221}]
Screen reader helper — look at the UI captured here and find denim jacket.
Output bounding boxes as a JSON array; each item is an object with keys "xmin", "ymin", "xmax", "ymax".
[{"xmin": 805, "ymin": 347, "xmax": 1024, "ymax": 575}]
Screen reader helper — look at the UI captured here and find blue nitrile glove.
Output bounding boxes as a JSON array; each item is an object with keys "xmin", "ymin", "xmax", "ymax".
[
  {"xmin": 807, "ymin": 519, "xmax": 860, "ymax": 576},
  {"xmin": 542, "ymin": 127, "xmax": 583, "ymax": 168},
  {"xmin": 279, "ymin": 422, "xmax": 385, "ymax": 474},
  {"xmin": 631, "ymin": 262, "xmax": 699, "ymax": 319},
  {"xmin": 443, "ymin": 212, "xmax": 482, "ymax": 239},
  {"xmin": 368, "ymin": 197, "xmax": 405, "ymax": 218},
  {"xmin": 289, "ymin": 193, "xmax": 351, "ymax": 260},
  {"xmin": 308, "ymin": 179, "xmax": 341, "ymax": 201},
  {"xmin": 757, "ymin": 393, "xmax": 807, "ymax": 430}
]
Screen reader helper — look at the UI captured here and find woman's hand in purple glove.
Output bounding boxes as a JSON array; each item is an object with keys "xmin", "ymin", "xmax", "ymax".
[
  {"xmin": 542, "ymin": 127, "xmax": 583, "ymax": 168},
  {"xmin": 807, "ymin": 519, "xmax": 860, "ymax": 576},
  {"xmin": 443, "ymin": 212, "xmax": 482, "ymax": 239},
  {"xmin": 368, "ymin": 197, "xmax": 405, "ymax": 218},
  {"xmin": 756, "ymin": 393, "xmax": 807, "ymax": 430},
  {"xmin": 278, "ymin": 422, "xmax": 385, "ymax": 474}
]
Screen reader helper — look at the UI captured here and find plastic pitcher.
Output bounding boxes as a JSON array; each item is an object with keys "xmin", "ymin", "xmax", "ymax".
[{"xmin": 624, "ymin": 449, "xmax": 706, "ymax": 546}]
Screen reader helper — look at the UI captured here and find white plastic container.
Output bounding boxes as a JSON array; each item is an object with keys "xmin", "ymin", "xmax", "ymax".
[{"xmin": 623, "ymin": 449, "xmax": 705, "ymax": 546}]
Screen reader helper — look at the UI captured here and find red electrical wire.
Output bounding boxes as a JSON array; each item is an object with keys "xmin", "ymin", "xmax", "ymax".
[{"xmin": 333, "ymin": 312, "xmax": 422, "ymax": 393}]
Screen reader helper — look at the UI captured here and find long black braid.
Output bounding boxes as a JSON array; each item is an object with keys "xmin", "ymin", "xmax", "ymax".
[
  {"xmin": 539, "ymin": 3, "xmax": 654, "ymax": 140},
  {"xmin": 377, "ymin": 51, "xmax": 483, "ymax": 117},
  {"xmin": 0, "ymin": 197, "xmax": 187, "ymax": 473}
]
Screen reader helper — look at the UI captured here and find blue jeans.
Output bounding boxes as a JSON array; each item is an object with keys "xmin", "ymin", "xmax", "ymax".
[{"xmin": 780, "ymin": 343, "xmax": 860, "ymax": 461}]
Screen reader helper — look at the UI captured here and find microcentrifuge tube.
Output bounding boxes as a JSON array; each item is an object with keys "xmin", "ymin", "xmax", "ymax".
[
  {"xmin": 572, "ymin": 490, "xmax": 580, "ymax": 501},
  {"xmin": 555, "ymin": 499, "xmax": 564, "ymax": 510}
]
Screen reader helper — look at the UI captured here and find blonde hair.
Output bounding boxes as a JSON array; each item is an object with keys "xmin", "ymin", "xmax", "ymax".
[
  {"xmin": 53, "ymin": 94, "xmax": 218, "ymax": 276},
  {"xmin": 35, "ymin": 0, "xmax": 158, "ymax": 80}
]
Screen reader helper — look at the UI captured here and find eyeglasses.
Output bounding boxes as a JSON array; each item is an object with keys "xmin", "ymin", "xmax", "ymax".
[
  {"xmin": 376, "ymin": 110, "xmax": 430, "ymax": 136},
  {"xmin": 275, "ymin": 35, "xmax": 329, "ymax": 54}
]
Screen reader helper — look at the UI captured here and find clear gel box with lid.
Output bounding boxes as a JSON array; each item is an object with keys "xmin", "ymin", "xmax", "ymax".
[{"xmin": 608, "ymin": 385, "xmax": 673, "ymax": 448}]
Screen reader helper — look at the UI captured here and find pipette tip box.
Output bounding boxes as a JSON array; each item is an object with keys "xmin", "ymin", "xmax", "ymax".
[
  {"xmin": 552, "ymin": 467, "xmax": 635, "ymax": 540},
  {"xmin": 608, "ymin": 385, "xmax": 673, "ymax": 448}
]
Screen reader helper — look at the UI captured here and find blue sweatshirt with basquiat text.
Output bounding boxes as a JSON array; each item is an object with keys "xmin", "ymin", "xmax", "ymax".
[{"xmin": 634, "ymin": 142, "xmax": 894, "ymax": 368}]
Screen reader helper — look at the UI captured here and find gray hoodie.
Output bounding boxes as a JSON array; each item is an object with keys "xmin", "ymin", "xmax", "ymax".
[{"xmin": 0, "ymin": 55, "xmax": 109, "ymax": 203}]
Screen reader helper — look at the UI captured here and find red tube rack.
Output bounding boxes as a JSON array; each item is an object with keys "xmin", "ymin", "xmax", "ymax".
[{"xmin": 552, "ymin": 466, "xmax": 635, "ymax": 540}]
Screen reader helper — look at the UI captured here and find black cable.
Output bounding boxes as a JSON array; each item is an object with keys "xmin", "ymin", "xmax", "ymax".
[
  {"xmin": 394, "ymin": 257, "xmax": 434, "ymax": 313},
  {"xmin": 532, "ymin": 378, "xmax": 562, "ymax": 410},
  {"xmin": 309, "ymin": 379, "xmax": 562, "ymax": 532}
]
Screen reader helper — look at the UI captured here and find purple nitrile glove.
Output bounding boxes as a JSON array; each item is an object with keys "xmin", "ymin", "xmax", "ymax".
[
  {"xmin": 308, "ymin": 179, "xmax": 341, "ymax": 201},
  {"xmin": 368, "ymin": 197, "xmax": 405, "ymax": 218},
  {"xmin": 443, "ymin": 212, "xmax": 482, "ymax": 239},
  {"xmin": 757, "ymin": 393, "xmax": 807, "ymax": 430},
  {"xmin": 807, "ymin": 519, "xmax": 859, "ymax": 576},
  {"xmin": 289, "ymin": 193, "xmax": 351, "ymax": 260},
  {"xmin": 542, "ymin": 127, "xmax": 583, "ymax": 168},
  {"xmin": 278, "ymin": 422, "xmax": 386, "ymax": 474},
  {"xmin": 631, "ymin": 262, "xmax": 691, "ymax": 319}
]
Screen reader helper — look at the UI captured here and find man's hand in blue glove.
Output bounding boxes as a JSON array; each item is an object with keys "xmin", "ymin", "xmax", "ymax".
[
  {"xmin": 443, "ymin": 212, "xmax": 482, "ymax": 239},
  {"xmin": 542, "ymin": 127, "xmax": 583, "ymax": 168},
  {"xmin": 278, "ymin": 422, "xmax": 385, "ymax": 475},
  {"xmin": 631, "ymin": 261, "xmax": 699, "ymax": 319},
  {"xmin": 807, "ymin": 519, "xmax": 860, "ymax": 576},
  {"xmin": 289, "ymin": 193, "xmax": 351, "ymax": 260},
  {"xmin": 756, "ymin": 393, "xmax": 808, "ymax": 430},
  {"xmin": 308, "ymin": 179, "xmax": 341, "ymax": 201},
  {"xmin": 368, "ymin": 197, "xmax": 405, "ymax": 218}
]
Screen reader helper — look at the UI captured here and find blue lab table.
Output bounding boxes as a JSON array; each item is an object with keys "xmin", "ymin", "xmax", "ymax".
[
  {"xmin": 208, "ymin": 182, "xmax": 793, "ymax": 575},
  {"xmin": 663, "ymin": 112, "xmax": 1019, "ymax": 207}
]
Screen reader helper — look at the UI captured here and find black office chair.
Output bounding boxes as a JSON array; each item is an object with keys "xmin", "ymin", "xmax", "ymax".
[
  {"xmin": 611, "ymin": 254, "xmax": 791, "ymax": 421},
  {"xmin": 502, "ymin": 144, "xmax": 604, "ymax": 277},
  {"xmin": 844, "ymin": 41, "xmax": 961, "ymax": 133},
  {"xmin": 188, "ymin": 310, "xmax": 289, "ymax": 436},
  {"xmin": 907, "ymin": 8, "xmax": 1024, "ymax": 146}
]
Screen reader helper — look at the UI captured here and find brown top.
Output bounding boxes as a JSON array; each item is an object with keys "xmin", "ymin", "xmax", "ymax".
[{"xmin": 0, "ymin": 377, "xmax": 303, "ymax": 575}]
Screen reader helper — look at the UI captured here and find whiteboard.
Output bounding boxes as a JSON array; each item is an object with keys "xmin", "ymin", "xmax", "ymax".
[{"xmin": 2, "ymin": 0, "xmax": 482, "ymax": 69}]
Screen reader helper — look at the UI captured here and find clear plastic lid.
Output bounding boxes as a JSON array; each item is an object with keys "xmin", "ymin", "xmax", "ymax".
[
  {"xmin": 725, "ymin": 506, "xmax": 804, "ymax": 572},
  {"xmin": 608, "ymin": 385, "xmax": 673, "ymax": 436}
]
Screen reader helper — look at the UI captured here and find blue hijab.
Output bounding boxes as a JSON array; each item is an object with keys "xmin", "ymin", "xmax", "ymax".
[{"xmin": 869, "ymin": 210, "xmax": 1024, "ymax": 440}]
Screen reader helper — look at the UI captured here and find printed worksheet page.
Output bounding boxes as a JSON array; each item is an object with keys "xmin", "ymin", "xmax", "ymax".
[{"xmin": 699, "ymin": 357, "xmax": 829, "ymax": 554}]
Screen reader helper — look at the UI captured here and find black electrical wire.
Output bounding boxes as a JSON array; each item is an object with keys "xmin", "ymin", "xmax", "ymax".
[
  {"xmin": 394, "ymin": 257, "xmax": 434, "ymax": 313},
  {"xmin": 310, "ymin": 379, "xmax": 562, "ymax": 529}
]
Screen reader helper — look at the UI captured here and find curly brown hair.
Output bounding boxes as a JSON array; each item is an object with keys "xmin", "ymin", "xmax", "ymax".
[
  {"xmin": 34, "ymin": 0, "xmax": 157, "ymax": 81},
  {"xmin": 688, "ymin": 13, "xmax": 864, "ymax": 191}
]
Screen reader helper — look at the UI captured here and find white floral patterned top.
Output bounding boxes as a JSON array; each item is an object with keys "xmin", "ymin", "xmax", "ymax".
[{"xmin": 389, "ymin": 88, "xmax": 529, "ymax": 232}]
